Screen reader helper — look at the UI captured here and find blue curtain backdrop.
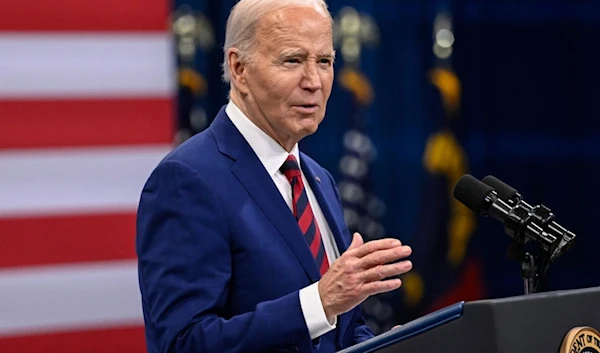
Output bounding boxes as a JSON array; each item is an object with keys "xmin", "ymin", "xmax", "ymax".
[{"xmin": 172, "ymin": 0, "xmax": 600, "ymax": 332}]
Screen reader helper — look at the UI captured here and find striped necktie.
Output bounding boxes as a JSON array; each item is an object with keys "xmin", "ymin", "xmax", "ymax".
[{"xmin": 280, "ymin": 154, "xmax": 329, "ymax": 276}]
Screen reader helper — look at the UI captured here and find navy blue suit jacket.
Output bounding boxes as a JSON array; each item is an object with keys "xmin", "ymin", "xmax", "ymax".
[{"xmin": 136, "ymin": 107, "xmax": 374, "ymax": 353}]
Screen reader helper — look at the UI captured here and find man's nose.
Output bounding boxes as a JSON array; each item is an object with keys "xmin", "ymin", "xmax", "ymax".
[{"xmin": 300, "ymin": 62, "xmax": 322, "ymax": 92}]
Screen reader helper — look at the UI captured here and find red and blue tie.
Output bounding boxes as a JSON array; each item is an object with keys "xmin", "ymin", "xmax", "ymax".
[{"xmin": 280, "ymin": 155, "xmax": 329, "ymax": 276}]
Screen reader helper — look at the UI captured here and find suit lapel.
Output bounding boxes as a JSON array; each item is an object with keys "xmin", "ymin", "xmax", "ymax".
[
  {"xmin": 210, "ymin": 109, "xmax": 320, "ymax": 283},
  {"xmin": 301, "ymin": 157, "xmax": 350, "ymax": 254}
]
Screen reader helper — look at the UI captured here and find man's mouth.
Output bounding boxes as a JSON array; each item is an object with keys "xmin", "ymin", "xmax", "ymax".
[{"xmin": 294, "ymin": 105, "xmax": 320, "ymax": 113}]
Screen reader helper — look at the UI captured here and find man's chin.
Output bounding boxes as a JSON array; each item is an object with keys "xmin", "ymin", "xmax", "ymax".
[
  {"xmin": 298, "ymin": 122, "xmax": 320, "ymax": 137},
  {"xmin": 289, "ymin": 114, "xmax": 324, "ymax": 139}
]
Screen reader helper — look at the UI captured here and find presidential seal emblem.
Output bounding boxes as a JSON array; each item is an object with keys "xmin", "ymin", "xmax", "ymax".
[{"xmin": 560, "ymin": 327, "xmax": 600, "ymax": 353}]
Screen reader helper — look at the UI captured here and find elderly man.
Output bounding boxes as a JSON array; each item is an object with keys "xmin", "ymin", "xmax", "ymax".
[{"xmin": 136, "ymin": 0, "xmax": 413, "ymax": 352}]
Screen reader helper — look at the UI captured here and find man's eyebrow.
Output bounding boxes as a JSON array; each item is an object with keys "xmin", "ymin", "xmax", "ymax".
[
  {"xmin": 318, "ymin": 52, "xmax": 336, "ymax": 58},
  {"xmin": 280, "ymin": 49, "xmax": 306, "ymax": 57},
  {"xmin": 279, "ymin": 49, "xmax": 336, "ymax": 58}
]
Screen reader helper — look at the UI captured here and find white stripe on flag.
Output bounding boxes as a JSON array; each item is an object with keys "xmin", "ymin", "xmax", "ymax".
[
  {"xmin": 0, "ymin": 260, "xmax": 143, "ymax": 337},
  {"xmin": 0, "ymin": 145, "xmax": 171, "ymax": 217},
  {"xmin": 0, "ymin": 33, "xmax": 175, "ymax": 98}
]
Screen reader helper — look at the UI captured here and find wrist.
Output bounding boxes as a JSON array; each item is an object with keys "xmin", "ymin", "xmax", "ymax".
[{"xmin": 318, "ymin": 281, "xmax": 335, "ymax": 321}]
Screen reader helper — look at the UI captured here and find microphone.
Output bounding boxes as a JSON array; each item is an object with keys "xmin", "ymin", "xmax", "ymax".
[
  {"xmin": 481, "ymin": 175, "xmax": 523, "ymax": 207},
  {"xmin": 453, "ymin": 174, "xmax": 558, "ymax": 253},
  {"xmin": 481, "ymin": 175, "xmax": 575, "ymax": 262},
  {"xmin": 453, "ymin": 174, "xmax": 576, "ymax": 294}
]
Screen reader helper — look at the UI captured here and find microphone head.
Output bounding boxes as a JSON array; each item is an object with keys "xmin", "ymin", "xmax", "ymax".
[
  {"xmin": 482, "ymin": 175, "xmax": 520, "ymax": 201},
  {"xmin": 453, "ymin": 174, "xmax": 495, "ymax": 213}
]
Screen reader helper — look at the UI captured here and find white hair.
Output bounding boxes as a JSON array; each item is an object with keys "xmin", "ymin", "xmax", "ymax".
[{"xmin": 222, "ymin": 0, "xmax": 332, "ymax": 84}]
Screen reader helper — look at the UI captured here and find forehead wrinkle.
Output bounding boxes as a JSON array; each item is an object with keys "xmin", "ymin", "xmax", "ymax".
[
  {"xmin": 255, "ymin": 17, "xmax": 294, "ymax": 55},
  {"xmin": 257, "ymin": 9, "xmax": 293, "ymax": 38},
  {"xmin": 258, "ymin": 7, "xmax": 331, "ymax": 41},
  {"xmin": 260, "ymin": 27, "xmax": 333, "ymax": 60}
]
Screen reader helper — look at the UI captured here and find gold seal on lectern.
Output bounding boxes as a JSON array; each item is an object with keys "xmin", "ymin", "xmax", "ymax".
[{"xmin": 560, "ymin": 327, "xmax": 600, "ymax": 353}]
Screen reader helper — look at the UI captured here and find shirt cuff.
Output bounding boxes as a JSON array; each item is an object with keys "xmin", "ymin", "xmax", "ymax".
[{"xmin": 299, "ymin": 281, "xmax": 337, "ymax": 340}]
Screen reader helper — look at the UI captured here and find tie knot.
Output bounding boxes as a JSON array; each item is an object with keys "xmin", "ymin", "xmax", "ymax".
[{"xmin": 280, "ymin": 154, "xmax": 301, "ymax": 180}]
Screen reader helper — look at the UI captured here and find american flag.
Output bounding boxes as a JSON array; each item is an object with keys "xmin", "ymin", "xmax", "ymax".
[{"xmin": 0, "ymin": 0, "xmax": 174, "ymax": 351}]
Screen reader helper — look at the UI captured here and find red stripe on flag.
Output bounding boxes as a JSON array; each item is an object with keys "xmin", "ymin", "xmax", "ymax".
[
  {"xmin": 0, "ymin": 0, "xmax": 170, "ymax": 32},
  {"xmin": 0, "ymin": 326, "xmax": 146, "ymax": 353},
  {"xmin": 0, "ymin": 213, "xmax": 138, "ymax": 268},
  {"xmin": 0, "ymin": 98, "xmax": 174, "ymax": 149}
]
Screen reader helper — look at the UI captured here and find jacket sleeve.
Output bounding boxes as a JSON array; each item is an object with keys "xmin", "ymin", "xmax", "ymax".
[
  {"xmin": 136, "ymin": 160, "xmax": 311, "ymax": 353},
  {"xmin": 323, "ymin": 169, "xmax": 375, "ymax": 344},
  {"xmin": 350, "ymin": 308, "xmax": 375, "ymax": 344}
]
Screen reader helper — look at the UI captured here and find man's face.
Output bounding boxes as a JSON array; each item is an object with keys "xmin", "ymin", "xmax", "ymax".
[{"xmin": 242, "ymin": 6, "xmax": 334, "ymax": 148}]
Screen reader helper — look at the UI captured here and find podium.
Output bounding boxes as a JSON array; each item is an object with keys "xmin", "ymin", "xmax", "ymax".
[{"xmin": 339, "ymin": 286, "xmax": 600, "ymax": 353}]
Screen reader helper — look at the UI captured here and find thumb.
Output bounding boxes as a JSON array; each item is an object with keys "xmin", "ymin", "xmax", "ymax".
[{"xmin": 348, "ymin": 232, "xmax": 364, "ymax": 250}]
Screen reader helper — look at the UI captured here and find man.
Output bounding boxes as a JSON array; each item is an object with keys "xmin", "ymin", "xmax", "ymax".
[{"xmin": 136, "ymin": 0, "xmax": 413, "ymax": 352}]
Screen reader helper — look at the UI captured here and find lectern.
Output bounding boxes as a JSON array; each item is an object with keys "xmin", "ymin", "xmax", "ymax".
[{"xmin": 339, "ymin": 286, "xmax": 600, "ymax": 353}]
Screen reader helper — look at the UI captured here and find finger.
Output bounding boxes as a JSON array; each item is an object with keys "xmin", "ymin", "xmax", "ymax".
[
  {"xmin": 361, "ymin": 278, "xmax": 402, "ymax": 296},
  {"xmin": 348, "ymin": 238, "xmax": 402, "ymax": 258},
  {"xmin": 360, "ymin": 261, "xmax": 412, "ymax": 282},
  {"xmin": 347, "ymin": 232, "xmax": 364, "ymax": 251},
  {"xmin": 359, "ymin": 246, "xmax": 412, "ymax": 269}
]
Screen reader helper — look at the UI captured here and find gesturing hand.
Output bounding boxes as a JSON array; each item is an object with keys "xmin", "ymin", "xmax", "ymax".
[{"xmin": 318, "ymin": 232, "xmax": 412, "ymax": 320}]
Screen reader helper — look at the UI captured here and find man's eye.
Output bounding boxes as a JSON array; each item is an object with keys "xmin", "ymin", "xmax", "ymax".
[
  {"xmin": 319, "ymin": 59, "xmax": 332, "ymax": 65},
  {"xmin": 285, "ymin": 58, "xmax": 300, "ymax": 64}
]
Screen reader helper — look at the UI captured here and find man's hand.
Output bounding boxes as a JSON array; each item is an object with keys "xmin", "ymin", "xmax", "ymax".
[{"xmin": 318, "ymin": 232, "xmax": 412, "ymax": 320}]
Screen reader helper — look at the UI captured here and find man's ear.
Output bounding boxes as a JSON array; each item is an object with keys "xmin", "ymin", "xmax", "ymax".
[{"xmin": 228, "ymin": 48, "xmax": 250, "ymax": 95}]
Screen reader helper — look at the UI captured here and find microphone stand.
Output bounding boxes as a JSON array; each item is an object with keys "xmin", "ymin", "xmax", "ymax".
[{"xmin": 521, "ymin": 253, "xmax": 537, "ymax": 295}]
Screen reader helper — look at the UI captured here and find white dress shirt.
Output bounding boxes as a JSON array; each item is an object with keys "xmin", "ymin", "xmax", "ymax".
[{"xmin": 226, "ymin": 101, "xmax": 339, "ymax": 339}]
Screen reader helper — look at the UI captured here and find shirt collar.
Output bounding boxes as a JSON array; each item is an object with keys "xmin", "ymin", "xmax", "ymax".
[{"xmin": 226, "ymin": 100, "xmax": 300, "ymax": 177}]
